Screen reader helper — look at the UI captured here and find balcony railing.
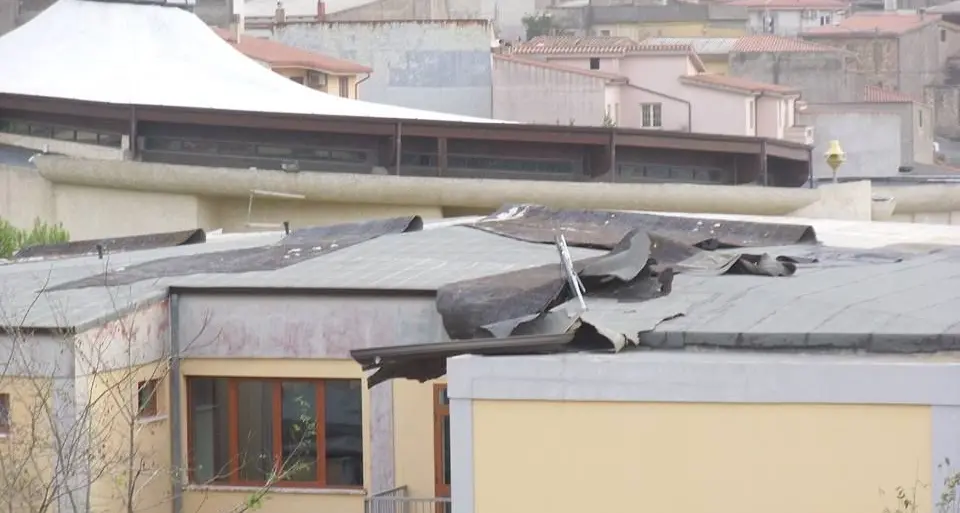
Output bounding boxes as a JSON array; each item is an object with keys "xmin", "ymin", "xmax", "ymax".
[{"xmin": 366, "ymin": 485, "xmax": 451, "ymax": 513}]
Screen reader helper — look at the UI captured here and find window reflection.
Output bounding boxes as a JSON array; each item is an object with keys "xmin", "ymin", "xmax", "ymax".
[
  {"xmin": 325, "ymin": 380, "xmax": 363, "ymax": 486},
  {"xmin": 237, "ymin": 380, "xmax": 274, "ymax": 482},
  {"xmin": 281, "ymin": 382, "xmax": 318, "ymax": 482}
]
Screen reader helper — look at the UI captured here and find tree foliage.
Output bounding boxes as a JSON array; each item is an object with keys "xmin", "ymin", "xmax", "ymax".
[
  {"xmin": 0, "ymin": 218, "xmax": 69, "ymax": 259},
  {"xmin": 521, "ymin": 13, "xmax": 553, "ymax": 41}
]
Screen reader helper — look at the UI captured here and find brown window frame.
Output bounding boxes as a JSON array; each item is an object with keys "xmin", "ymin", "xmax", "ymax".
[
  {"xmin": 137, "ymin": 379, "xmax": 160, "ymax": 418},
  {"xmin": 339, "ymin": 76, "xmax": 350, "ymax": 98},
  {"xmin": 0, "ymin": 393, "xmax": 9, "ymax": 433},
  {"xmin": 186, "ymin": 377, "xmax": 364, "ymax": 490},
  {"xmin": 433, "ymin": 384, "xmax": 450, "ymax": 498}
]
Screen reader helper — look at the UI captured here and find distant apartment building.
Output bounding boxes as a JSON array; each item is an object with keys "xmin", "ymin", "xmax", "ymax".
[
  {"xmin": 547, "ymin": 2, "xmax": 750, "ymax": 39},
  {"xmin": 213, "ymin": 27, "xmax": 371, "ymax": 98},
  {"xmin": 237, "ymin": 0, "xmax": 533, "ymax": 40},
  {"xmin": 799, "ymin": 85, "xmax": 934, "ymax": 177},
  {"xmin": 269, "ymin": 19, "xmax": 495, "ymax": 118},
  {"xmin": 802, "ymin": 12, "xmax": 944, "ymax": 99},
  {"xmin": 726, "ymin": 0, "xmax": 850, "ymax": 37},
  {"xmin": 493, "ymin": 36, "xmax": 810, "ymax": 145},
  {"xmin": 728, "ymin": 34, "xmax": 865, "ymax": 102}
]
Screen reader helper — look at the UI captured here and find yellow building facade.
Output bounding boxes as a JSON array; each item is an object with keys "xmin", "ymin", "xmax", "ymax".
[
  {"xmin": 594, "ymin": 22, "xmax": 746, "ymax": 40},
  {"xmin": 445, "ymin": 352, "xmax": 960, "ymax": 513}
]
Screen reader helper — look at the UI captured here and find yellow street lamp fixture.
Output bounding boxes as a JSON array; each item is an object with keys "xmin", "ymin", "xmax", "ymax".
[{"xmin": 824, "ymin": 139, "xmax": 845, "ymax": 184}]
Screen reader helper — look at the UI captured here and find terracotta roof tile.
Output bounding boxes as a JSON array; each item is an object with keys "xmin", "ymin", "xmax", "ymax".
[
  {"xmin": 492, "ymin": 54, "xmax": 627, "ymax": 81},
  {"xmin": 863, "ymin": 85, "xmax": 922, "ymax": 103},
  {"xmin": 213, "ymin": 28, "xmax": 372, "ymax": 74},
  {"xmin": 509, "ymin": 35, "xmax": 690, "ymax": 55},
  {"xmin": 725, "ymin": 0, "xmax": 849, "ymax": 8},
  {"xmin": 733, "ymin": 34, "xmax": 841, "ymax": 53},
  {"xmin": 804, "ymin": 12, "xmax": 940, "ymax": 36},
  {"xmin": 680, "ymin": 73, "xmax": 801, "ymax": 94}
]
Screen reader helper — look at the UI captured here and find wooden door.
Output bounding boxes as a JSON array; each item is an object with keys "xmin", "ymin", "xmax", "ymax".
[{"xmin": 433, "ymin": 384, "xmax": 451, "ymax": 499}]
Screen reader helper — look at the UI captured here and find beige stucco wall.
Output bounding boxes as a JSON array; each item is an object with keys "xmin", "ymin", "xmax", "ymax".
[
  {"xmin": 16, "ymin": 157, "xmax": 960, "ymax": 243},
  {"xmin": 392, "ymin": 378, "xmax": 445, "ymax": 499},
  {"xmin": 472, "ymin": 400, "xmax": 932, "ymax": 513},
  {"xmin": 0, "ymin": 376, "xmax": 57, "ymax": 513},
  {"xmin": 0, "ymin": 164, "xmax": 444, "ymax": 239}
]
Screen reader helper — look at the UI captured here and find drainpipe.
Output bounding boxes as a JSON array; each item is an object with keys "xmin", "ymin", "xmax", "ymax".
[
  {"xmin": 353, "ymin": 72, "xmax": 370, "ymax": 99},
  {"xmin": 625, "ymin": 83, "xmax": 692, "ymax": 131},
  {"xmin": 754, "ymin": 92, "xmax": 762, "ymax": 137},
  {"xmin": 169, "ymin": 293, "xmax": 184, "ymax": 513}
]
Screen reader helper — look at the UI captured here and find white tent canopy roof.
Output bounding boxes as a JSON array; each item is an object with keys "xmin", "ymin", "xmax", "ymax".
[{"xmin": 0, "ymin": 0, "xmax": 503, "ymax": 123}]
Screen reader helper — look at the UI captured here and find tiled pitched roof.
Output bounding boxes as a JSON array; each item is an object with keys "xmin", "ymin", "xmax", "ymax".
[
  {"xmin": 644, "ymin": 37, "xmax": 740, "ymax": 55},
  {"xmin": 510, "ymin": 36, "xmax": 693, "ymax": 55},
  {"xmin": 680, "ymin": 73, "xmax": 801, "ymax": 95},
  {"xmin": 804, "ymin": 12, "xmax": 940, "ymax": 36},
  {"xmin": 511, "ymin": 36, "xmax": 642, "ymax": 54},
  {"xmin": 863, "ymin": 85, "xmax": 921, "ymax": 103},
  {"xmin": 733, "ymin": 34, "xmax": 841, "ymax": 53},
  {"xmin": 213, "ymin": 28, "xmax": 372, "ymax": 74},
  {"xmin": 725, "ymin": 0, "xmax": 849, "ymax": 8},
  {"xmin": 492, "ymin": 54, "xmax": 628, "ymax": 82}
]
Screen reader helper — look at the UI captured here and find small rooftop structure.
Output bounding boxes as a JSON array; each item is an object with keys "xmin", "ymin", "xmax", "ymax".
[
  {"xmin": 212, "ymin": 27, "xmax": 371, "ymax": 75},
  {"xmin": 0, "ymin": 0, "xmax": 497, "ymax": 123},
  {"xmin": 803, "ymin": 11, "xmax": 941, "ymax": 37}
]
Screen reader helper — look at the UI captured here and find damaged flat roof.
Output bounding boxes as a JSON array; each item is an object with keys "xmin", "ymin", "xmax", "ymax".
[{"xmin": 5, "ymin": 203, "xmax": 960, "ymax": 370}]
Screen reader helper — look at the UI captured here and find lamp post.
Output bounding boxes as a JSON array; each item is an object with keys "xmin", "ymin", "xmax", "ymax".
[{"xmin": 824, "ymin": 139, "xmax": 845, "ymax": 184}]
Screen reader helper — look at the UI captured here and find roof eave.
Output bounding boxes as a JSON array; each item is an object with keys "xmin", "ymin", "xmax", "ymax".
[{"xmin": 269, "ymin": 63, "xmax": 373, "ymax": 75}]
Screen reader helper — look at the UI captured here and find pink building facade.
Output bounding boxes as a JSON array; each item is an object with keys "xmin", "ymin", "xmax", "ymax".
[{"xmin": 492, "ymin": 37, "xmax": 811, "ymax": 144}]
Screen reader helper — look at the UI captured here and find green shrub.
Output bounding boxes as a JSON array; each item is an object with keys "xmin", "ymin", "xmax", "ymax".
[{"xmin": 0, "ymin": 217, "xmax": 70, "ymax": 259}]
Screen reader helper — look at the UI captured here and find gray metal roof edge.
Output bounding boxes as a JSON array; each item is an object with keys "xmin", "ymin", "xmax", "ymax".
[
  {"xmin": 68, "ymin": 290, "xmax": 170, "ymax": 334},
  {"xmin": 166, "ymin": 285, "xmax": 438, "ymax": 296},
  {"xmin": 640, "ymin": 330, "xmax": 960, "ymax": 353}
]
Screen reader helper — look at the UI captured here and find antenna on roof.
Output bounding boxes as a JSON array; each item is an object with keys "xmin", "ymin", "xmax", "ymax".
[{"xmin": 554, "ymin": 230, "xmax": 587, "ymax": 312}]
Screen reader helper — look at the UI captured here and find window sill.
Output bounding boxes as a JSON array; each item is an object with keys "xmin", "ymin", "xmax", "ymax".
[
  {"xmin": 135, "ymin": 414, "xmax": 167, "ymax": 425},
  {"xmin": 186, "ymin": 484, "xmax": 366, "ymax": 496}
]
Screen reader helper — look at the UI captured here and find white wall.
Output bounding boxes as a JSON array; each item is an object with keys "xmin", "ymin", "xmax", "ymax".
[
  {"xmin": 804, "ymin": 112, "xmax": 903, "ymax": 178},
  {"xmin": 491, "ymin": 58, "xmax": 609, "ymax": 126}
]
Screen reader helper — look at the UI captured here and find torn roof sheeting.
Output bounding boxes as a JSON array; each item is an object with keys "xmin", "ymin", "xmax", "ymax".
[
  {"xmin": 15, "ymin": 228, "xmax": 207, "ymax": 260},
  {"xmin": 358, "ymin": 207, "xmax": 810, "ymax": 385},
  {"xmin": 439, "ymin": 207, "xmax": 803, "ymax": 340},
  {"xmin": 48, "ymin": 216, "xmax": 423, "ymax": 291}
]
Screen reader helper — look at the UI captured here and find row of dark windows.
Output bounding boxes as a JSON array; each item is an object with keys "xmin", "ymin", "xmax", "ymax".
[
  {"xmin": 617, "ymin": 163, "xmax": 729, "ymax": 184},
  {"xmin": 0, "ymin": 118, "xmax": 123, "ymax": 148},
  {"xmin": 400, "ymin": 151, "xmax": 577, "ymax": 174},
  {"xmin": 142, "ymin": 137, "xmax": 370, "ymax": 164}
]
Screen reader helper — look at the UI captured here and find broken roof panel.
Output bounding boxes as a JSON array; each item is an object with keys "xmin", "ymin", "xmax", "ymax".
[{"xmin": 640, "ymin": 250, "xmax": 960, "ymax": 352}]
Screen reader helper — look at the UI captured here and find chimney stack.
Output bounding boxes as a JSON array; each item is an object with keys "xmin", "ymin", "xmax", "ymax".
[
  {"xmin": 317, "ymin": 0, "xmax": 326, "ymax": 20},
  {"xmin": 275, "ymin": 1, "xmax": 286, "ymax": 23}
]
